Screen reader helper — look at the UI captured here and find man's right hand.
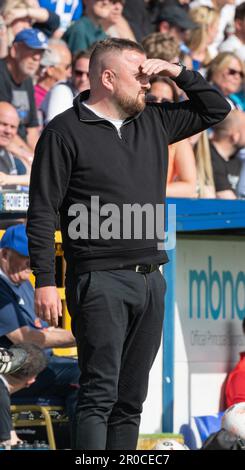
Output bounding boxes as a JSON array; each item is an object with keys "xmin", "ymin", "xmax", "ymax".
[{"xmin": 34, "ymin": 286, "xmax": 62, "ymax": 327}]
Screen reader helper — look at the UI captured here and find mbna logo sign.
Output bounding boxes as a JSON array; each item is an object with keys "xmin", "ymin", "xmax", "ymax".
[{"xmin": 189, "ymin": 257, "xmax": 245, "ymax": 320}]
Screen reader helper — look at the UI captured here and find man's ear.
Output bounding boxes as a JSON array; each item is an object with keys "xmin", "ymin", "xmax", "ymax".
[
  {"xmin": 1, "ymin": 248, "xmax": 9, "ymax": 260},
  {"xmin": 101, "ymin": 69, "xmax": 115, "ymax": 91},
  {"xmin": 231, "ymin": 130, "xmax": 240, "ymax": 146},
  {"xmin": 25, "ymin": 377, "xmax": 36, "ymax": 387},
  {"xmin": 9, "ymin": 44, "xmax": 17, "ymax": 59}
]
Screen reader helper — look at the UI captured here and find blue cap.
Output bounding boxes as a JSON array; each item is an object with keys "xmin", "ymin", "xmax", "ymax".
[
  {"xmin": 13, "ymin": 28, "xmax": 48, "ymax": 50},
  {"xmin": 0, "ymin": 224, "xmax": 29, "ymax": 257}
]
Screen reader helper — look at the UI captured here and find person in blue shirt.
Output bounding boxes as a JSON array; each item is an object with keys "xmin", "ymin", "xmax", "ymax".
[
  {"xmin": 0, "ymin": 224, "xmax": 80, "ymax": 425},
  {"xmin": 39, "ymin": 0, "xmax": 83, "ymax": 34}
]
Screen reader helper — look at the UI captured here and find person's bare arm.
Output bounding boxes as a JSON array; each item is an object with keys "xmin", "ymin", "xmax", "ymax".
[
  {"xmin": 4, "ymin": 8, "xmax": 49, "ymax": 26},
  {"xmin": 0, "ymin": 172, "xmax": 30, "ymax": 186},
  {"xmin": 216, "ymin": 190, "xmax": 237, "ymax": 199},
  {"xmin": 7, "ymin": 141, "xmax": 33, "ymax": 172},
  {"xmin": 166, "ymin": 140, "xmax": 197, "ymax": 198},
  {"xmin": 7, "ymin": 324, "xmax": 76, "ymax": 348},
  {"xmin": 12, "ymin": 134, "xmax": 34, "ymax": 154},
  {"xmin": 26, "ymin": 127, "xmax": 39, "ymax": 151}
]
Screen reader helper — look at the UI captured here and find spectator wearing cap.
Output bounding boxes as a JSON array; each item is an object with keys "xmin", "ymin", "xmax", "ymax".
[
  {"xmin": 154, "ymin": 5, "xmax": 197, "ymax": 46},
  {"xmin": 34, "ymin": 39, "xmax": 72, "ymax": 110},
  {"xmin": 0, "ymin": 224, "xmax": 80, "ymax": 431},
  {"xmin": 0, "ymin": 101, "xmax": 31, "ymax": 189},
  {"xmin": 63, "ymin": 0, "xmax": 112, "ymax": 55},
  {"xmin": 0, "ymin": 343, "xmax": 47, "ymax": 447},
  {"xmin": 0, "ymin": 28, "xmax": 48, "ymax": 153}
]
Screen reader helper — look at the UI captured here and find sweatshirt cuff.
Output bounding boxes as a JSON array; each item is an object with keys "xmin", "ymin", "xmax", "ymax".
[
  {"xmin": 172, "ymin": 67, "xmax": 193, "ymax": 86},
  {"xmin": 35, "ymin": 272, "xmax": 56, "ymax": 288}
]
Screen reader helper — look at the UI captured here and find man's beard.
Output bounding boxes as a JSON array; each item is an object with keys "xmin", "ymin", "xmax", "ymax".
[{"xmin": 113, "ymin": 88, "xmax": 146, "ymax": 118}]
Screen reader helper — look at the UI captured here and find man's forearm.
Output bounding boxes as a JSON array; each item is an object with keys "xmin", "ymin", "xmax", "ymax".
[{"xmin": 26, "ymin": 327, "xmax": 76, "ymax": 348}]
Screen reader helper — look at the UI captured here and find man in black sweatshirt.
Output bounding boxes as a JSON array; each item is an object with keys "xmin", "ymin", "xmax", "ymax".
[{"xmin": 27, "ymin": 38, "xmax": 230, "ymax": 450}]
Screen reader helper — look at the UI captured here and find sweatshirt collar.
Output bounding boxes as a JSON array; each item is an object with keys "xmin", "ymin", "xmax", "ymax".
[{"xmin": 73, "ymin": 90, "xmax": 143, "ymax": 124}]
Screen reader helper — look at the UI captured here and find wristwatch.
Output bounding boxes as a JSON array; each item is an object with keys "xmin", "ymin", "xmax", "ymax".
[{"xmin": 173, "ymin": 61, "xmax": 186, "ymax": 72}]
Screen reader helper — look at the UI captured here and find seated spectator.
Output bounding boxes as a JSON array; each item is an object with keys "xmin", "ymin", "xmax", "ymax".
[
  {"xmin": 39, "ymin": 0, "xmax": 83, "ymax": 37},
  {"xmin": 41, "ymin": 49, "xmax": 90, "ymax": 124},
  {"xmin": 0, "ymin": 28, "xmax": 48, "ymax": 152},
  {"xmin": 142, "ymin": 32, "xmax": 191, "ymax": 100},
  {"xmin": 186, "ymin": 6, "xmax": 219, "ymax": 71},
  {"xmin": 190, "ymin": 0, "xmax": 237, "ymax": 57},
  {"xmin": 63, "ymin": 0, "xmax": 112, "ymax": 55},
  {"xmin": 207, "ymin": 51, "xmax": 245, "ymax": 110},
  {"xmin": 2, "ymin": 0, "xmax": 60, "ymax": 44},
  {"xmin": 0, "ymin": 343, "xmax": 47, "ymax": 447},
  {"xmin": 100, "ymin": 0, "xmax": 135, "ymax": 40},
  {"xmin": 219, "ymin": 2, "xmax": 245, "ymax": 62},
  {"xmin": 225, "ymin": 318, "xmax": 245, "ymax": 408},
  {"xmin": 142, "ymin": 32, "xmax": 180, "ymax": 63},
  {"xmin": 147, "ymin": 76, "xmax": 179, "ymax": 104},
  {"xmin": 210, "ymin": 109, "xmax": 245, "ymax": 199},
  {"xmin": 0, "ymin": 102, "xmax": 31, "ymax": 189},
  {"xmin": 143, "ymin": 32, "xmax": 189, "ymax": 101},
  {"xmin": 34, "ymin": 39, "xmax": 72, "ymax": 110},
  {"xmin": 0, "ymin": 224, "xmax": 80, "ymax": 424},
  {"xmin": 147, "ymin": 76, "xmax": 197, "ymax": 198},
  {"xmin": 153, "ymin": 5, "xmax": 197, "ymax": 53}
]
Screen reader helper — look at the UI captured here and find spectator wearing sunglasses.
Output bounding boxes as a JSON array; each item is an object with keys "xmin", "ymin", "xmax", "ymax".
[
  {"xmin": 34, "ymin": 39, "xmax": 72, "ymax": 111},
  {"xmin": 207, "ymin": 51, "xmax": 245, "ymax": 110},
  {"xmin": 41, "ymin": 49, "xmax": 90, "ymax": 124}
]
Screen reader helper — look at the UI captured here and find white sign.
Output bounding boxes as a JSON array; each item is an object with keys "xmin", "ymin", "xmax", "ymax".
[{"xmin": 3, "ymin": 193, "xmax": 29, "ymax": 212}]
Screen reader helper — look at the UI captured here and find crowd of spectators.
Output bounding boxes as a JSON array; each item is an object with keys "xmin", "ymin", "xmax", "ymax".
[{"xmin": 0, "ymin": 0, "xmax": 245, "ymax": 199}]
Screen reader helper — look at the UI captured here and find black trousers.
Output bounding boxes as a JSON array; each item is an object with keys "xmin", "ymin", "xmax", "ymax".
[{"xmin": 65, "ymin": 268, "xmax": 166, "ymax": 450}]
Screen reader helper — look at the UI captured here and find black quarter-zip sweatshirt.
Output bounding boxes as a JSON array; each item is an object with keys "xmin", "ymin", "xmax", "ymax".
[{"xmin": 27, "ymin": 68, "xmax": 230, "ymax": 287}]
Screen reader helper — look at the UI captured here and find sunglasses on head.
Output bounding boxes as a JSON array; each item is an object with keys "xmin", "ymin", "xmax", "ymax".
[{"xmin": 227, "ymin": 68, "xmax": 244, "ymax": 79}]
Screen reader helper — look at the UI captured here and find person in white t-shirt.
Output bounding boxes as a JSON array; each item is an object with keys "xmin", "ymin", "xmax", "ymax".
[
  {"xmin": 41, "ymin": 49, "xmax": 90, "ymax": 124},
  {"xmin": 219, "ymin": 2, "xmax": 245, "ymax": 61}
]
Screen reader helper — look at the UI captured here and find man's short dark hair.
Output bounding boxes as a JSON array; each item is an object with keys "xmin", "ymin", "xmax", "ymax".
[
  {"xmin": 89, "ymin": 38, "xmax": 145, "ymax": 73},
  {"xmin": 9, "ymin": 343, "xmax": 47, "ymax": 381},
  {"xmin": 235, "ymin": 2, "xmax": 245, "ymax": 21}
]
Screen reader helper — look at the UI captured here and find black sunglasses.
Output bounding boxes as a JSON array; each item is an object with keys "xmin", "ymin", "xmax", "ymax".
[{"xmin": 227, "ymin": 68, "xmax": 244, "ymax": 79}]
